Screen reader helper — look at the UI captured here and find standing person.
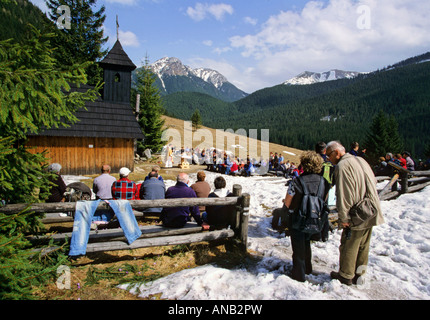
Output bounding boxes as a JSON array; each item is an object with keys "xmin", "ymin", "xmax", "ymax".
[
  {"xmin": 190, "ymin": 171, "xmax": 211, "ymax": 215},
  {"xmin": 325, "ymin": 141, "xmax": 385, "ymax": 285},
  {"xmin": 140, "ymin": 171, "xmax": 166, "ymax": 214},
  {"xmin": 160, "ymin": 173, "xmax": 206, "ymax": 228},
  {"xmin": 46, "ymin": 163, "xmax": 67, "ymax": 203},
  {"xmin": 111, "ymin": 167, "xmax": 138, "ymax": 200},
  {"xmin": 349, "ymin": 142, "xmax": 360, "ymax": 156},
  {"xmin": 283, "ymin": 151, "xmax": 330, "ymax": 282},
  {"xmin": 93, "ymin": 164, "xmax": 116, "ymax": 200}
]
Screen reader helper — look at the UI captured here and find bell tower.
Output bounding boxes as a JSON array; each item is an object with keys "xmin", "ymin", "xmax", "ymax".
[{"xmin": 99, "ymin": 40, "xmax": 136, "ymax": 104}]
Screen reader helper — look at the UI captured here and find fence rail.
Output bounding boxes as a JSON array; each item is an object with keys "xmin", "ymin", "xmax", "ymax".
[
  {"xmin": 378, "ymin": 163, "xmax": 430, "ymax": 201},
  {"xmin": 1, "ymin": 184, "xmax": 250, "ymax": 254}
]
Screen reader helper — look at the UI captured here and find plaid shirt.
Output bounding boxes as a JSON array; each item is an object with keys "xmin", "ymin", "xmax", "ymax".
[{"xmin": 111, "ymin": 178, "xmax": 138, "ymax": 200}]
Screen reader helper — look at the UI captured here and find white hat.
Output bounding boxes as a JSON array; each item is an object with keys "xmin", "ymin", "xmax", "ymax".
[{"xmin": 119, "ymin": 167, "xmax": 131, "ymax": 177}]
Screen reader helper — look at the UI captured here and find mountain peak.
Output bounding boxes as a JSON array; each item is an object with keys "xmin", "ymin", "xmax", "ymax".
[
  {"xmin": 284, "ymin": 69, "xmax": 361, "ymax": 85},
  {"xmin": 147, "ymin": 57, "xmax": 248, "ymax": 102}
]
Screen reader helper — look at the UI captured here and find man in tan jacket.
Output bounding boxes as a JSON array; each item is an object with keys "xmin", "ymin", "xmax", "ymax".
[{"xmin": 326, "ymin": 141, "xmax": 385, "ymax": 285}]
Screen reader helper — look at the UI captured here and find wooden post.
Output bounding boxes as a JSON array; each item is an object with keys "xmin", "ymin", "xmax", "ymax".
[
  {"xmin": 237, "ymin": 193, "xmax": 250, "ymax": 252},
  {"xmin": 232, "ymin": 184, "xmax": 242, "ymax": 229},
  {"xmin": 400, "ymin": 172, "xmax": 408, "ymax": 194}
]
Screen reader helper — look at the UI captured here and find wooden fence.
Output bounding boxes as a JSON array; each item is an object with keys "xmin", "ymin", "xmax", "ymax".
[
  {"xmin": 377, "ymin": 162, "xmax": 430, "ymax": 201},
  {"xmin": 0, "ymin": 184, "xmax": 250, "ymax": 254}
]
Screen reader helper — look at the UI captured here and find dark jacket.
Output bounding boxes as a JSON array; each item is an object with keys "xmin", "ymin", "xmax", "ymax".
[
  {"xmin": 140, "ymin": 178, "xmax": 166, "ymax": 213},
  {"xmin": 161, "ymin": 182, "xmax": 202, "ymax": 227},
  {"xmin": 47, "ymin": 173, "xmax": 67, "ymax": 203},
  {"xmin": 206, "ymin": 190, "xmax": 235, "ymax": 228}
]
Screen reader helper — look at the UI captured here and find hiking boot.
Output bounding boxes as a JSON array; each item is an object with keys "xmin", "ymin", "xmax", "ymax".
[{"xmin": 330, "ymin": 271, "xmax": 353, "ymax": 286}]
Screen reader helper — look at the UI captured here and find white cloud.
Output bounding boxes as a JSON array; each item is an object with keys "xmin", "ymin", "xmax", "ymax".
[
  {"xmin": 187, "ymin": 3, "xmax": 234, "ymax": 21},
  {"xmin": 203, "ymin": 40, "xmax": 213, "ymax": 46},
  {"xmin": 227, "ymin": 0, "xmax": 430, "ymax": 92},
  {"xmin": 213, "ymin": 46, "xmax": 232, "ymax": 55},
  {"xmin": 118, "ymin": 30, "xmax": 140, "ymax": 47},
  {"xmin": 243, "ymin": 16, "xmax": 257, "ymax": 26}
]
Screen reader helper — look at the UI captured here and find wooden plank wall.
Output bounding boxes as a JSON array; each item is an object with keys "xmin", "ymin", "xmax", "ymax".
[{"xmin": 26, "ymin": 136, "xmax": 134, "ymax": 176}]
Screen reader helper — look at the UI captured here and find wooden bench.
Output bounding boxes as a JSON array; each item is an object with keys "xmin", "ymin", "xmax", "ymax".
[{"xmin": 1, "ymin": 184, "xmax": 250, "ymax": 255}]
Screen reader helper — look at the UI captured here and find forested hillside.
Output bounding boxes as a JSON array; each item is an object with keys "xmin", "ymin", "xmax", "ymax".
[
  {"xmin": 162, "ymin": 59, "xmax": 430, "ymax": 159},
  {"xmin": 162, "ymin": 91, "xmax": 237, "ymax": 121},
  {"xmin": 0, "ymin": 0, "xmax": 54, "ymax": 42}
]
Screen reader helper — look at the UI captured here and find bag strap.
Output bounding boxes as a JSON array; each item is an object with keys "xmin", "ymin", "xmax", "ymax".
[
  {"xmin": 316, "ymin": 175, "xmax": 326, "ymax": 199},
  {"xmin": 298, "ymin": 175, "xmax": 309, "ymax": 195},
  {"xmin": 352, "ymin": 156, "xmax": 372, "ymax": 196}
]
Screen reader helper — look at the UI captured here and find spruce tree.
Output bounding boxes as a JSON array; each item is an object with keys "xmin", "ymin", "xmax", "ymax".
[
  {"xmin": 45, "ymin": 0, "xmax": 108, "ymax": 85},
  {"xmin": 386, "ymin": 114, "xmax": 404, "ymax": 154},
  {"xmin": 0, "ymin": 27, "xmax": 99, "ymax": 299},
  {"xmin": 133, "ymin": 57, "xmax": 165, "ymax": 154},
  {"xmin": 364, "ymin": 110, "xmax": 404, "ymax": 164},
  {"xmin": 191, "ymin": 109, "xmax": 202, "ymax": 131}
]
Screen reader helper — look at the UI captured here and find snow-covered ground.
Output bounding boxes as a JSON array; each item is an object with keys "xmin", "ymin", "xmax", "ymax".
[{"xmin": 65, "ymin": 172, "xmax": 430, "ymax": 300}]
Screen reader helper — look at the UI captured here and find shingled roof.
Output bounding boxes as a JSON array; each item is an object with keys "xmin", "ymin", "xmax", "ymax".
[
  {"xmin": 36, "ymin": 87, "xmax": 144, "ymax": 139},
  {"xmin": 99, "ymin": 40, "xmax": 136, "ymax": 71}
]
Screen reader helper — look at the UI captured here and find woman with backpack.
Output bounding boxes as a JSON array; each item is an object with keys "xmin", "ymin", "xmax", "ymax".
[{"xmin": 282, "ymin": 151, "xmax": 331, "ymax": 282}]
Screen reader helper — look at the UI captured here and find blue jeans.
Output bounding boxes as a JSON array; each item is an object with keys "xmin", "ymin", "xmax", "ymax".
[{"xmin": 69, "ymin": 200, "xmax": 142, "ymax": 256}]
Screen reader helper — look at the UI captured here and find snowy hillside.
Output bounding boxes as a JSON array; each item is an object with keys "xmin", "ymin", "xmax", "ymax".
[
  {"xmin": 151, "ymin": 57, "xmax": 228, "ymax": 89},
  {"xmin": 112, "ymin": 171, "xmax": 430, "ymax": 300},
  {"xmin": 284, "ymin": 69, "xmax": 361, "ymax": 85}
]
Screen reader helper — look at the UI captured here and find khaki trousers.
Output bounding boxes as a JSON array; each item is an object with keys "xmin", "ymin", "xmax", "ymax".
[{"xmin": 338, "ymin": 227, "xmax": 373, "ymax": 280}]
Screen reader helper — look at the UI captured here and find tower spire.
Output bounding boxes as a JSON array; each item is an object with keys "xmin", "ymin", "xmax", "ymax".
[{"xmin": 116, "ymin": 15, "xmax": 119, "ymax": 40}]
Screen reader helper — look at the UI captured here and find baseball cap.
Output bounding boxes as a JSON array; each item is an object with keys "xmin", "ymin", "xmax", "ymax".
[{"xmin": 119, "ymin": 167, "xmax": 131, "ymax": 176}]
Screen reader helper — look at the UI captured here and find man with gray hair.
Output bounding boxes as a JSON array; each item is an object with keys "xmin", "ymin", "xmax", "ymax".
[
  {"xmin": 160, "ymin": 172, "xmax": 203, "ymax": 228},
  {"xmin": 326, "ymin": 141, "xmax": 385, "ymax": 285}
]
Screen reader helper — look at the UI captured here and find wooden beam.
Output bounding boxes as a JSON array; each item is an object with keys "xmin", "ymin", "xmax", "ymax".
[
  {"xmin": 409, "ymin": 170, "xmax": 430, "ymax": 177},
  {"xmin": 28, "ymin": 222, "xmax": 203, "ymax": 243},
  {"xmin": 0, "ymin": 197, "xmax": 239, "ymax": 215},
  {"xmin": 84, "ymin": 229, "xmax": 235, "ymax": 253},
  {"xmin": 388, "ymin": 161, "xmax": 411, "ymax": 175},
  {"xmin": 378, "ymin": 173, "xmax": 399, "ymax": 197}
]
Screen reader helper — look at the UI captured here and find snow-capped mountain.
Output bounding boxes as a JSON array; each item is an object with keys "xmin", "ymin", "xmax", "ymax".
[
  {"xmin": 283, "ymin": 69, "xmax": 361, "ymax": 85},
  {"xmin": 148, "ymin": 57, "xmax": 247, "ymax": 102}
]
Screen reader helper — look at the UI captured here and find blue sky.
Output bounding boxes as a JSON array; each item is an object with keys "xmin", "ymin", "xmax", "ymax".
[{"xmin": 31, "ymin": 0, "xmax": 430, "ymax": 93}]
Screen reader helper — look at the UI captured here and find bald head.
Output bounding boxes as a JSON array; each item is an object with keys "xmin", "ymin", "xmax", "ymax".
[
  {"xmin": 101, "ymin": 164, "xmax": 111, "ymax": 173},
  {"xmin": 177, "ymin": 172, "xmax": 190, "ymax": 184}
]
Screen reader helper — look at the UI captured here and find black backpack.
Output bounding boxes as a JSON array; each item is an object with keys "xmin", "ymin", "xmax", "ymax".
[{"xmin": 292, "ymin": 175, "xmax": 327, "ymax": 234}]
